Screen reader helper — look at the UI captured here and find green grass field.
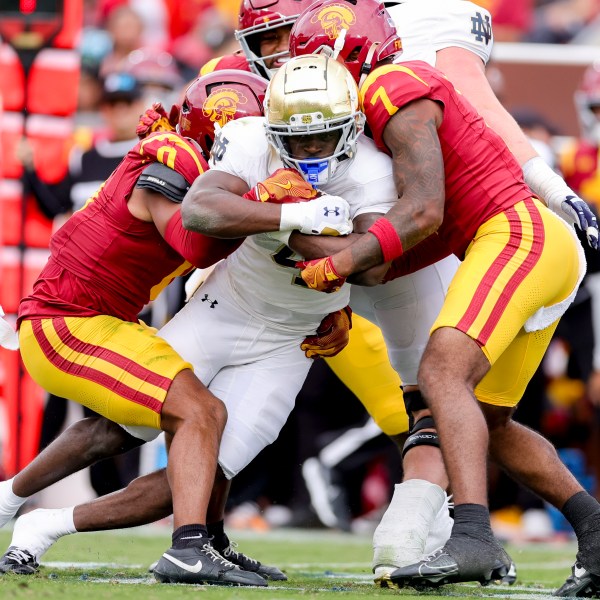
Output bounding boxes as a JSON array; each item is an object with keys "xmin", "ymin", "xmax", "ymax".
[{"xmin": 0, "ymin": 525, "xmax": 579, "ymax": 599}]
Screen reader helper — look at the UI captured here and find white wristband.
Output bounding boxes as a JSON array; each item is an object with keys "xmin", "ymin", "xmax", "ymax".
[
  {"xmin": 522, "ymin": 156, "xmax": 571, "ymax": 214},
  {"xmin": 279, "ymin": 203, "xmax": 304, "ymax": 232}
]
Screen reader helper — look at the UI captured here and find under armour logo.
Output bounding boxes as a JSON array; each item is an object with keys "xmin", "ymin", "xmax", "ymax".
[
  {"xmin": 201, "ymin": 293, "xmax": 218, "ymax": 308},
  {"xmin": 323, "ymin": 206, "xmax": 340, "ymax": 217}
]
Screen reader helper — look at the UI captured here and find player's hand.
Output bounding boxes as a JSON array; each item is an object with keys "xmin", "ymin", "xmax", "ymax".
[
  {"xmin": 243, "ymin": 168, "xmax": 318, "ymax": 204},
  {"xmin": 297, "ymin": 256, "xmax": 346, "ymax": 293},
  {"xmin": 560, "ymin": 195, "xmax": 599, "ymax": 250},
  {"xmin": 136, "ymin": 103, "xmax": 180, "ymax": 139},
  {"xmin": 301, "ymin": 306, "xmax": 352, "ymax": 359},
  {"xmin": 280, "ymin": 195, "xmax": 353, "ymax": 236}
]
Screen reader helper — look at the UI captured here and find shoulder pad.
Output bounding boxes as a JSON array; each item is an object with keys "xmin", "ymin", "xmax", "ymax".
[{"xmin": 136, "ymin": 162, "xmax": 190, "ymax": 203}]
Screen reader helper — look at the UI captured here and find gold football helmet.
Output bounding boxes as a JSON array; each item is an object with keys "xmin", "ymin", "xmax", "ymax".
[{"xmin": 264, "ymin": 54, "xmax": 365, "ymax": 186}]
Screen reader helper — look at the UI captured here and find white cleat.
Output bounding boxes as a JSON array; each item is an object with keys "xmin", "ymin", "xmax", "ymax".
[{"xmin": 373, "ymin": 480, "xmax": 451, "ymax": 587}]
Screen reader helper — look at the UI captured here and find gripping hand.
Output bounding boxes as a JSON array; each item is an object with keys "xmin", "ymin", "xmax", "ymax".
[
  {"xmin": 136, "ymin": 103, "xmax": 181, "ymax": 139},
  {"xmin": 297, "ymin": 256, "xmax": 346, "ymax": 293},
  {"xmin": 559, "ymin": 195, "xmax": 599, "ymax": 250},
  {"xmin": 243, "ymin": 168, "xmax": 318, "ymax": 204},
  {"xmin": 301, "ymin": 306, "xmax": 352, "ymax": 359}
]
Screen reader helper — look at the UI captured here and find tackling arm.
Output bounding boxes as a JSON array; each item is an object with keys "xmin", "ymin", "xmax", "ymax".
[
  {"xmin": 306, "ymin": 98, "xmax": 445, "ymax": 281},
  {"xmin": 128, "ymin": 186, "xmax": 241, "ymax": 268}
]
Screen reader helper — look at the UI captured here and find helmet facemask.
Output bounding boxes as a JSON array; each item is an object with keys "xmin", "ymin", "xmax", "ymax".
[
  {"xmin": 236, "ymin": 15, "xmax": 299, "ymax": 80},
  {"xmin": 266, "ymin": 113, "xmax": 364, "ymax": 186}
]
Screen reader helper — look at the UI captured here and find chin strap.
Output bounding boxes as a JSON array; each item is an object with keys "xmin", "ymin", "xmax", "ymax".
[
  {"xmin": 358, "ymin": 42, "xmax": 380, "ymax": 88},
  {"xmin": 331, "ymin": 28, "xmax": 347, "ymax": 60}
]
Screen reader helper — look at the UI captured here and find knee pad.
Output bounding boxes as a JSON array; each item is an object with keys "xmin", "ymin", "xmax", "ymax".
[{"xmin": 402, "ymin": 415, "xmax": 439, "ymax": 459}]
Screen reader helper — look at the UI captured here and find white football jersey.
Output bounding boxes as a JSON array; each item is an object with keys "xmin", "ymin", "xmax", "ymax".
[
  {"xmin": 208, "ymin": 116, "xmax": 397, "ymax": 332},
  {"xmin": 387, "ymin": 0, "xmax": 493, "ymax": 67}
]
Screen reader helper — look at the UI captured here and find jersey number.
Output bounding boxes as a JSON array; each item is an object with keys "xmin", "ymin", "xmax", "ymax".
[
  {"xmin": 370, "ymin": 86, "xmax": 397, "ymax": 116},
  {"xmin": 272, "ymin": 245, "xmax": 307, "ymax": 288}
]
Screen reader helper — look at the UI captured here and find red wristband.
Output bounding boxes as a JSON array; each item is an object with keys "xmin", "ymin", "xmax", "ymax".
[{"xmin": 368, "ymin": 217, "xmax": 404, "ymax": 262}]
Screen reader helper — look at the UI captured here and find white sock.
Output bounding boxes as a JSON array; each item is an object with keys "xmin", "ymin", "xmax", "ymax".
[
  {"xmin": 0, "ymin": 478, "xmax": 28, "ymax": 528},
  {"xmin": 373, "ymin": 479, "xmax": 446, "ymax": 575},
  {"xmin": 11, "ymin": 507, "xmax": 77, "ymax": 560}
]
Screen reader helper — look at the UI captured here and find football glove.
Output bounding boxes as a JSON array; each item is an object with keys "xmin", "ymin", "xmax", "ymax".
[
  {"xmin": 243, "ymin": 168, "xmax": 319, "ymax": 204},
  {"xmin": 301, "ymin": 306, "xmax": 352, "ymax": 359},
  {"xmin": 280, "ymin": 195, "xmax": 353, "ymax": 236},
  {"xmin": 136, "ymin": 103, "xmax": 181, "ymax": 139},
  {"xmin": 297, "ymin": 256, "xmax": 346, "ymax": 293},
  {"xmin": 557, "ymin": 195, "xmax": 599, "ymax": 250},
  {"xmin": 522, "ymin": 156, "xmax": 599, "ymax": 250}
]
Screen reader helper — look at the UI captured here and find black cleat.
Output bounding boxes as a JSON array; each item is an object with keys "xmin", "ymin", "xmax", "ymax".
[
  {"xmin": 220, "ymin": 541, "xmax": 287, "ymax": 581},
  {"xmin": 554, "ymin": 562, "xmax": 600, "ymax": 597},
  {"xmin": 501, "ymin": 561, "xmax": 518, "ymax": 585},
  {"xmin": 389, "ymin": 537, "xmax": 512, "ymax": 590},
  {"xmin": 0, "ymin": 547, "xmax": 39, "ymax": 575},
  {"xmin": 153, "ymin": 541, "xmax": 267, "ymax": 586}
]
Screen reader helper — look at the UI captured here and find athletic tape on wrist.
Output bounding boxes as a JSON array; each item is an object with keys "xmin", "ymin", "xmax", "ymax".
[{"xmin": 368, "ymin": 217, "xmax": 404, "ymax": 262}]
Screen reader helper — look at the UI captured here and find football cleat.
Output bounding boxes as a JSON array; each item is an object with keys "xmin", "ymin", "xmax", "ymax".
[
  {"xmin": 373, "ymin": 480, "xmax": 450, "ymax": 587},
  {"xmin": 389, "ymin": 537, "xmax": 512, "ymax": 590},
  {"xmin": 220, "ymin": 541, "xmax": 287, "ymax": 581},
  {"xmin": 554, "ymin": 562, "xmax": 600, "ymax": 597},
  {"xmin": 153, "ymin": 540, "xmax": 267, "ymax": 586},
  {"xmin": 0, "ymin": 547, "xmax": 39, "ymax": 575}
]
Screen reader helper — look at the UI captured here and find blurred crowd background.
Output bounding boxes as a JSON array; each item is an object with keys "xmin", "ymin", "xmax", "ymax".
[{"xmin": 3, "ymin": 0, "xmax": 600, "ymax": 546}]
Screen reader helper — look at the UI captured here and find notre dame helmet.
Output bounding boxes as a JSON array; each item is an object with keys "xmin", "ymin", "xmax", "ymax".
[
  {"xmin": 289, "ymin": 0, "xmax": 402, "ymax": 85},
  {"xmin": 177, "ymin": 70, "xmax": 267, "ymax": 156},
  {"xmin": 264, "ymin": 54, "xmax": 365, "ymax": 186}
]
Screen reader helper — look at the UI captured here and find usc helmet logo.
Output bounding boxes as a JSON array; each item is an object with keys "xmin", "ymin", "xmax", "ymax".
[
  {"xmin": 202, "ymin": 88, "xmax": 248, "ymax": 127},
  {"xmin": 310, "ymin": 3, "xmax": 356, "ymax": 39}
]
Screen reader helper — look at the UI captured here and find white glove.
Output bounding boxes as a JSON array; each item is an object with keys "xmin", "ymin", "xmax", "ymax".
[
  {"xmin": 0, "ymin": 306, "xmax": 19, "ymax": 350},
  {"xmin": 280, "ymin": 194, "xmax": 353, "ymax": 236}
]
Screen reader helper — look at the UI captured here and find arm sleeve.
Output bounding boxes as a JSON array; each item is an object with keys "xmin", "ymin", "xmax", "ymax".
[
  {"xmin": 22, "ymin": 168, "xmax": 73, "ymax": 218},
  {"xmin": 164, "ymin": 210, "xmax": 243, "ymax": 268},
  {"xmin": 383, "ymin": 233, "xmax": 452, "ymax": 282}
]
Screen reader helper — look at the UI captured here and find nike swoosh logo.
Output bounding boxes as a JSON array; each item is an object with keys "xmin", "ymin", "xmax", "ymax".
[
  {"xmin": 162, "ymin": 554, "xmax": 204, "ymax": 573},
  {"xmin": 270, "ymin": 181, "xmax": 293, "ymax": 190},
  {"xmin": 418, "ymin": 563, "xmax": 458, "ymax": 576}
]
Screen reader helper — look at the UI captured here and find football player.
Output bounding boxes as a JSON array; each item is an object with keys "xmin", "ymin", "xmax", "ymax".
[
  {"xmin": 290, "ymin": 0, "xmax": 597, "ymax": 592},
  {"xmin": 0, "ymin": 70, "xmax": 351, "ymax": 586},
  {"xmin": 201, "ymin": 0, "xmax": 315, "ymax": 78}
]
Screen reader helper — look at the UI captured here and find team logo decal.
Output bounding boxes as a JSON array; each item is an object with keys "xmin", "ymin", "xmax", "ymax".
[
  {"xmin": 202, "ymin": 88, "xmax": 248, "ymax": 127},
  {"xmin": 310, "ymin": 3, "xmax": 356, "ymax": 39}
]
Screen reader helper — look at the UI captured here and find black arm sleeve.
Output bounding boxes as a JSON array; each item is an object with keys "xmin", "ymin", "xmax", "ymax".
[{"xmin": 135, "ymin": 162, "xmax": 191, "ymax": 203}]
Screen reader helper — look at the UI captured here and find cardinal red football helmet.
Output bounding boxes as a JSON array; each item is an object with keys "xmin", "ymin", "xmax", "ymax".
[
  {"xmin": 178, "ymin": 70, "xmax": 267, "ymax": 156},
  {"xmin": 236, "ymin": 0, "xmax": 314, "ymax": 79},
  {"xmin": 289, "ymin": 0, "xmax": 402, "ymax": 84},
  {"xmin": 575, "ymin": 63, "xmax": 600, "ymax": 143}
]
